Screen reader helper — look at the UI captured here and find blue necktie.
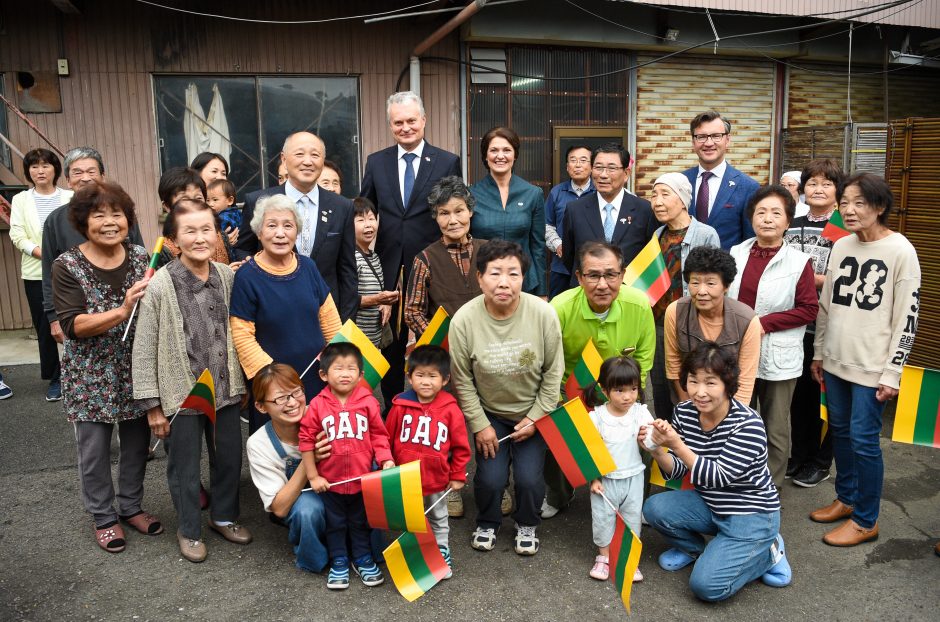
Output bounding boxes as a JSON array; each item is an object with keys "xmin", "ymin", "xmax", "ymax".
[
  {"xmin": 402, "ymin": 152, "xmax": 417, "ymax": 209},
  {"xmin": 603, "ymin": 203, "xmax": 615, "ymax": 243}
]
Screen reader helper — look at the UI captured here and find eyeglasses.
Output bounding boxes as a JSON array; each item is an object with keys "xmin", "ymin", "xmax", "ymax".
[
  {"xmin": 592, "ymin": 165, "xmax": 624, "ymax": 174},
  {"xmin": 692, "ymin": 132, "xmax": 729, "ymax": 143},
  {"xmin": 581, "ymin": 271, "xmax": 622, "ymax": 284},
  {"xmin": 265, "ymin": 388, "xmax": 304, "ymax": 406},
  {"xmin": 567, "ymin": 157, "xmax": 590, "ymax": 165}
]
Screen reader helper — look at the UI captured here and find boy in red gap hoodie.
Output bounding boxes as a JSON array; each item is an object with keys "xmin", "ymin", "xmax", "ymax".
[
  {"xmin": 385, "ymin": 345, "xmax": 471, "ymax": 579},
  {"xmin": 299, "ymin": 342, "xmax": 394, "ymax": 591}
]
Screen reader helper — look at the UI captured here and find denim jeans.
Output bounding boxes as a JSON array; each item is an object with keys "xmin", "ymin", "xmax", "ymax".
[
  {"xmin": 286, "ymin": 491, "xmax": 328, "ymax": 573},
  {"xmin": 474, "ymin": 412, "xmax": 546, "ymax": 530},
  {"xmin": 643, "ymin": 490, "xmax": 779, "ymax": 602},
  {"xmin": 823, "ymin": 371, "xmax": 886, "ymax": 529}
]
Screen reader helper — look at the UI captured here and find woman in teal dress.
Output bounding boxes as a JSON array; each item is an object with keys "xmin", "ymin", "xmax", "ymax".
[{"xmin": 470, "ymin": 127, "xmax": 546, "ymax": 296}]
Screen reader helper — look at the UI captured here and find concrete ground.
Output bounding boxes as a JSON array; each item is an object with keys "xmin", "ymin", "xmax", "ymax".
[{"xmin": 0, "ymin": 362, "xmax": 938, "ymax": 622}]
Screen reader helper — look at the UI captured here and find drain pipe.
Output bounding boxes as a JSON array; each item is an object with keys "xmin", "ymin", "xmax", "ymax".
[{"xmin": 408, "ymin": 0, "xmax": 488, "ymax": 95}]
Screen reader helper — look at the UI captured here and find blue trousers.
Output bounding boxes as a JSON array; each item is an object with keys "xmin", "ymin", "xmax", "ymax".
[
  {"xmin": 286, "ymin": 491, "xmax": 328, "ymax": 573},
  {"xmin": 474, "ymin": 413, "xmax": 546, "ymax": 530},
  {"xmin": 321, "ymin": 490, "xmax": 371, "ymax": 561},
  {"xmin": 823, "ymin": 371, "xmax": 886, "ymax": 529},
  {"xmin": 643, "ymin": 489, "xmax": 779, "ymax": 602}
]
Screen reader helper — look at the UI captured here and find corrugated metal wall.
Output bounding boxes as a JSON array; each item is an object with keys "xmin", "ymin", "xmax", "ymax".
[
  {"xmin": 0, "ymin": 0, "xmax": 459, "ymax": 330},
  {"xmin": 634, "ymin": 54, "xmax": 775, "ymax": 197}
]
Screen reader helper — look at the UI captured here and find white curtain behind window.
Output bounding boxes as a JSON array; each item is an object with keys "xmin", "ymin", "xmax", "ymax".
[{"xmin": 183, "ymin": 83, "xmax": 232, "ymax": 166}]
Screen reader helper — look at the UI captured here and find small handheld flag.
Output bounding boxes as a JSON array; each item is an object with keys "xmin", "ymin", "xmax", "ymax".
[
  {"xmin": 535, "ymin": 398, "xmax": 617, "ymax": 488},
  {"xmin": 180, "ymin": 368, "xmax": 217, "ymax": 424},
  {"xmin": 623, "ymin": 236, "xmax": 671, "ymax": 306},
  {"xmin": 605, "ymin": 502, "xmax": 643, "ymax": 613},
  {"xmin": 564, "ymin": 338, "xmax": 605, "ymax": 403},
  {"xmin": 649, "ymin": 459, "xmax": 694, "ymax": 490},
  {"xmin": 383, "ymin": 520, "xmax": 450, "ymax": 601},
  {"xmin": 821, "ymin": 209, "xmax": 851, "ymax": 243},
  {"xmin": 330, "ymin": 319, "xmax": 390, "ymax": 390},
  {"xmin": 415, "ymin": 306, "xmax": 450, "ymax": 350},
  {"xmin": 893, "ymin": 365, "xmax": 940, "ymax": 448},
  {"xmin": 122, "ymin": 236, "xmax": 165, "ymax": 342},
  {"xmin": 819, "ymin": 382, "xmax": 829, "ymax": 445},
  {"xmin": 361, "ymin": 461, "xmax": 427, "ymax": 533}
]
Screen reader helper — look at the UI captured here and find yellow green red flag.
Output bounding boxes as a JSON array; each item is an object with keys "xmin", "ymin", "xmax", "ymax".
[
  {"xmin": 622, "ymin": 236, "xmax": 671, "ymax": 305},
  {"xmin": 649, "ymin": 459, "xmax": 694, "ymax": 490},
  {"xmin": 179, "ymin": 368, "xmax": 216, "ymax": 424},
  {"xmin": 893, "ymin": 365, "xmax": 940, "ymax": 448},
  {"xmin": 415, "ymin": 306, "xmax": 450, "ymax": 350},
  {"xmin": 330, "ymin": 319, "xmax": 390, "ymax": 390},
  {"xmin": 820, "ymin": 383, "xmax": 829, "ymax": 445},
  {"xmin": 608, "ymin": 511, "xmax": 642, "ymax": 613},
  {"xmin": 534, "ymin": 398, "xmax": 617, "ymax": 488},
  {"xmin": 361, "ymin": 461, "xmax": 427, "ymax": 533},
  {"xmin": 383, "ymin": 520, "xmax": 450, "ymax": 601},
  {"xmin": 563, "ymin": 338, "xmax": 605, "ymax": 402}
]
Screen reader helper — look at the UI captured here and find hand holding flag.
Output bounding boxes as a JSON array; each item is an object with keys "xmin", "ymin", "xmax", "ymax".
[{"xmin": 122, "ymin": 236, "xmax": 164, "ymax": 342}]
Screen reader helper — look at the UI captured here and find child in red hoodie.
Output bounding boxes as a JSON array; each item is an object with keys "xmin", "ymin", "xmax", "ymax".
[
  {"xmin": 385, "ymin": 345, "xmax": 471, "ymax": 578},
  {"xmin": 299, "ymin": 342, "xmax": 394, "ymax": 591}
]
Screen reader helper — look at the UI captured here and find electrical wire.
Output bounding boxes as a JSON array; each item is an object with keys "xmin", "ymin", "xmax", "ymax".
[
  {"xmin": 627, "ymin": 0, "xmax": 916, "ymax": 19},
  {"xmin": 130, "ymin": 0, "xmax": 440, "ymax": 24}
]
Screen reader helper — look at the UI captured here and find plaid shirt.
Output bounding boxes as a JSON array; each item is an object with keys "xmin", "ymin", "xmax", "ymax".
[{"xmin": 404, "ymin": 237, "xmax": 475, "ymax": 336}]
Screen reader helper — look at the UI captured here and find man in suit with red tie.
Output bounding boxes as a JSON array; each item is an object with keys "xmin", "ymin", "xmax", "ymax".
[
  {"xmin": 682, "ymin": 110, "xmax": 759, "ymax": 249},
  {"xmin": 561, "ymin": 144, "xmax": 657, "ymax": 286},
  {"xmin": 360, "ymin": 91, "xmax": 461, "ymax": 399}
]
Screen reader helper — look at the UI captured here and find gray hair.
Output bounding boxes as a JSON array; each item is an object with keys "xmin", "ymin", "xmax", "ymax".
[
  {"xmin": 64, "ymin": 146, "xmax": 105, "ymax": 175},
  {"xmin": 427, "ymin": 176, "xmax": 475, "ymax": 217},
  {"xmin": 250, "ymin": 193, "xmax": 302, "ymax": 235},
  {"xmin": 386, "ymin": 91, "xmax": 425, "ymax": 123}
]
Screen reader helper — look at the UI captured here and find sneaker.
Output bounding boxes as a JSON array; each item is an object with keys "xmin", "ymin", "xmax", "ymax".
[
  {"xmin": 540, "ymin": 498, "xmax": 560, "ymax": 519},
  {"xmin": 327, "ymin": 557, "xmax": 350, "ymax": 590},
  {"xmin": 448, "ymin": 490, "xmax": 464, "ymax": 518},
  {"xmin": 793, "ymin": 465, "xmax": 831, "ymax": 488},
  {"xmin": 45, "ymin": 380, "xmax": 62, "ymax": 402},
  {"xmin": 439, "ymin": 545, "xmax": 453, "ymax": 579},
  {"xmin": 501, "ymin": 489, "xmax": 512, "ymax": 516},
  {"xmin": 785, "ymin": 460, "xmax": 802, "ymax": 479},
  {"xmin": 514, "ymin": 523, "xmax": 539, "ymax": 556},
  {"xmin": 353, "ymin": 555, "xmax": 384, "ymax": 586},
  {"xmin": 0, "ymin": 375, "xmax": 12, "ymax": 400},
  {"xmin": 761, "ymin": 534, "xmax": 792, "ymax": 587},
  {"xmin": 471, "ymin": 527, "xmax": 497, "ymax": 551}
]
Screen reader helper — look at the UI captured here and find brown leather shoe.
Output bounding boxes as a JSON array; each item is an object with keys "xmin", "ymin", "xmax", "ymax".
[
  {"xmin": 935, "ymin": 541, "xmax": 940, "ymax": 557},
  {"xmin": 177, "ymin": 531, "xmax": 207, "ymax": 563},
  {"xmin": 823, "ymin": 519, "xmax": 879, "ymax": 546},
  {"xmin": 209, "ymin": 521, "xmax": 253, "ymax": 545},
  {"xmin": 809, "ymin": 499, "xmax": 854, "ymax": 523}
]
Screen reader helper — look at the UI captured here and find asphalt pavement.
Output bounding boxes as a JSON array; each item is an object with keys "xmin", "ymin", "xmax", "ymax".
[{"xmin": 0, "ymin": 363, "xmax": 938, "ymax": 622}]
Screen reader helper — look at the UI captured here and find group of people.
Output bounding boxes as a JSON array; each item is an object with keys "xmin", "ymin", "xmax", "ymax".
[{"xmin": 3, "ymin": 91, "xmax": 922, "ymax": 602}]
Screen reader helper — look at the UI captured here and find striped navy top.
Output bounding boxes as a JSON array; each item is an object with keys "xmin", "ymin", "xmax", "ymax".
[{"xmin": 666, "ymin": 399, "xmax": 780, "ymax": 515}]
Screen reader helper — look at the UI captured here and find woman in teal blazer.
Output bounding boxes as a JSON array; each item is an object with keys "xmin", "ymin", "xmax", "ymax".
[{"xmin": 470, "ymin": 127, "xmax": 547, "ymax": 296}]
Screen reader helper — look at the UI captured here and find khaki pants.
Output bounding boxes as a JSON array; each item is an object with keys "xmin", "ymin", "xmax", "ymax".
[{"xmin": 751, "ymin": 378, "xmax": 798, "ymax": 486}]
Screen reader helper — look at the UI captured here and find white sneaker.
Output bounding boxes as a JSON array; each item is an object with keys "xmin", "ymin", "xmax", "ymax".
[
  {"xmin": 540, "ymin": 498, "xmax": 560, "ymax": 519},
  {"xmin": 514, "ymin": 523, "xmax": 539, "ymax": 556},
  {"xmin": 471, "ymin": 527, "xmax": 496, "ymax": 551}
]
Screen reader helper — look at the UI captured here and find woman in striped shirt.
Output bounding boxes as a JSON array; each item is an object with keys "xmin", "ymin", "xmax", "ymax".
[{"xmin": 640, "ymin": 342, "xmax": 790, "ymax": 601}]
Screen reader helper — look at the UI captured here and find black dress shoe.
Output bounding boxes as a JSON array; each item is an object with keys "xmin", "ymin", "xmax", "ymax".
[
  {"xmin": 785, "ymin": 460, "xmax": 802, "ymax": 479},
  {"xmin": 793, "ymin": 466, "xmax": 831, "ymax": 488}
]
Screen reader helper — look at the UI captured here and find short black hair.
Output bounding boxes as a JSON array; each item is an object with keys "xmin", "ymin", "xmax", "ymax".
[
  {"xmin": 166, "ymin": 198, "xmax": 219, "ymax": 239},
  {"xmin": 679, "ymin": 341, "xmax": 739, "ymax": 399},
  {"xmin": 207, "ymin": 178, "xmax": 236, "ymax": 199},
  {"xmin": 799, "ymin": 157, "xmax": 844, "ymax": 194},
  {"xmin": 475, "ymin": 239, "xmax": 530, "ymax": 275},
  {"xmin": 838, "ymin": 172, "xmax": 894, "ymax": 225},
  {"xmin": 576, "ymin": 241, "xmax": 624, "ymax": 272},
  {"xmin": 690, "ymin": 110, "xmax": 731, "ymax": 135},
  {"xmin": 322, "ymin": 159, "xmax": 344, "ymax": 185},
  {"xmin": 682, "ymin": 246, "xmax": 736, "ymax": 286},
  {"xmin": 23, "ymin": 148, "xmax": 62, "ymax": 186},
  {"xmin": 353, "ymin": 196, "xmax": 378, "ymax": 219},
  {"xmin": 565, "ymin": 144, "xmax": 592, "ymax": 160},
  {"xmin": 406, "ymin": 345, "xmax": 450, "ymax": 379},
  {"xmin": 746, "ymin": 184, "xmax": 796, "ymax": 225},
  {"xmin": 158, "ymin": 167, "xmax": 206, "ymax": 207},
  {"xmin": 591, "ymin": 143, "xmax": 630, "ymax": 168},
  {"xmin": 320, "ymin": 342, "xmax": 363, "ymax": 373},
  {"xmin": 190, "ymin": 152, "xmax": 229, "ymax": 175},
  {"xmin": 68, "ymin": 180, "xmax": 137, "ymax": 238},
  {"xmin": 584, "ymin": 355, "xmax": 644, "ymax": 407}
]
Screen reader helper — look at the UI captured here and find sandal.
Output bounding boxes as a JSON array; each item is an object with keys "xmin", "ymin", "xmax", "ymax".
[
  {"xmin": 121, "ymin": 511, "xmax": 164, "ymax": 535},
  {"xmin": 95, "ymin": 523, "xmax": 126, "ymax": 553},
  {"xmin": 589, "ymin": 555, "xmax": 609, "ymax": 580}
]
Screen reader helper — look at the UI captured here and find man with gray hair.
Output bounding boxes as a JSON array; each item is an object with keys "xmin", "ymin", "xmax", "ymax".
[
  {"xmin": 41, "ymin": 147, "xmax": 145, "ymax": 354},
  {"xmin": 361, "ymin": 91, "xmax": 461, "ymax": 400}
]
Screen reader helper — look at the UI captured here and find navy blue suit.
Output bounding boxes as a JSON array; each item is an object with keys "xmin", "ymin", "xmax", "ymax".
[
  {"xmin": 683, "ymin": 164, "xmax": 759, "ymax": 250},
  {"xmin": 234, "ymin": 184, "xmax": 358, "ymax": 322},
  {"xmin": 561, "ymin": 191, "xmax": 658, "ymax": 286}
]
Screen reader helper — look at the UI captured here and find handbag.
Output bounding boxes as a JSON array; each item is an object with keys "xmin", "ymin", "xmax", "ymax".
[{"xmin": 357, "ymin": 249, "xmax": 395, "ymax": 349}]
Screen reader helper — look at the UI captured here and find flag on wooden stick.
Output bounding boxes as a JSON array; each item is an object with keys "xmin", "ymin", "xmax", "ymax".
[
  {"xmin": 535, "ymin": 398, "xmax": 617, "ymax": 488},
  {"xmin": 893, "ymin": 365, "xmax": 940, "ymax": 448},
  {"xmin": 415, "ymin": 306, "xmax": 450, "ymax": 350},
  {"xmin": 361, "ymin": 461, "xmax": 427, "ymax": 533},
  {"xmin": 330, "ymin": 319, "xmax": 390, "ymax": 390},
  {"xmin": 383, "ymin": 521, "xmax": 451, "ymax": 601},
  {"xmin": 180, "ymin": 368, "xmax": 216, "ymax": 424},
  {"xmin": 623, "ymin": 236, "xmax": 671, "ymax": 305}
]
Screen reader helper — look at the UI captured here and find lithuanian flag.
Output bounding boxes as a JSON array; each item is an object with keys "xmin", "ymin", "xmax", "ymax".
[
  {"xmin": 608, "ymin": 511, "xmax": 642, "ymax": 613},
  {"xmin": 649, "ymin": 459, "xmax": 693, "ymax": 490},
  {"xmin": 179, "ymin": 368, "xmax": 216, "ymax": 424},
  {"xmin": 820, "ymin": 383, "xmax": 829, "ymax": 445},
  {"xmin": 821, "ymin": 209, "xmax": 851, "ymax": 243},
  {"xmin": 415, "ymin": 306, "xmax": 450, "ymax": 350},
  {"xmin": 563, "ymin": 338, "xmax": 605, "ymax": 402},
  {"xmin": 330, "ymin": 319, "xmax": 390, "ymax": 390},
  {"xmin": 893, "ymin": 365, "xmax": 940, "ymax": 448},
  {"xmin": 361, "ymin": 461, "xmax": 427, "ymax": 533},
  {"xmin": 384, "ymin": 521, "xmax": 450, "ymax": 601},
  {"xmin": 622, "ymin": 236, "xmax": 671, "ymax": 305},
  {"xmin": 535, "ymin": 398, "xmax": 617, "ymax": 488}
]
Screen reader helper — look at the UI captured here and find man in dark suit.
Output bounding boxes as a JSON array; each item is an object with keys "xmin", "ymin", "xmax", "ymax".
[
  {"xmin": 360, "ymin": 91, "xmax": 461, "ymax": 399},
  {"xmin": 683, "ymin": 110, "xmax": 760, "ymax": 249},
  {"xmin": 562, "ymin": 144, "xmax": 657, "ymax": 285},
  {"xmin": 235, "ymin": 131, "xmax": 358, "ymax": 321}
]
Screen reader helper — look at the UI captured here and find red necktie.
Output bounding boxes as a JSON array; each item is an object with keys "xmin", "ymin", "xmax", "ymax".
[{"xmin": 696, "ymin": 171, "xmax": 713, "ymax": 223}]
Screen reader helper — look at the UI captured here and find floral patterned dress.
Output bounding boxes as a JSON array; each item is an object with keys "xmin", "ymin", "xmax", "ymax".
[{"xmin": 56, "ymin": 244, "xmax": 148, "ymax": 423}]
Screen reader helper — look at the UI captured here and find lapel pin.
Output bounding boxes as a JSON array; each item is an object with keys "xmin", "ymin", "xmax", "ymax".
[
  {"xmin": 517, "ymin": 202, "xmax": 524, "ymax": 206},
  {"xmin": 321, "ymin": 216, "xmax": 328, "ymax": 222},
  {"xmin": 424, "ymin": 156, "xmax": 431, "ymax": 162},
  {"xmin": 729, "ymin": 180, "xmax": 736, "ymax": 187}
]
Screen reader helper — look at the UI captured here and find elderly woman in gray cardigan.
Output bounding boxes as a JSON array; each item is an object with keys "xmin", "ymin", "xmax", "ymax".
[
  {"xmin": 649, "ymin": 172, "xmax": 720, "ymax": 420},
  {"xmin": 131, "ymin": 199, "xmax": 250, "ymax": 563}
]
